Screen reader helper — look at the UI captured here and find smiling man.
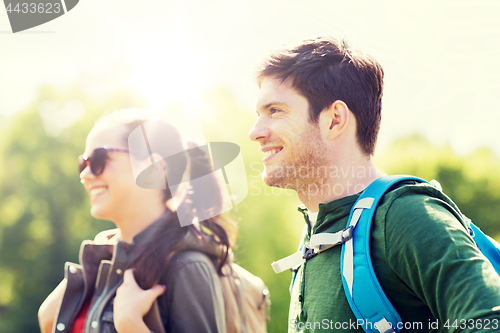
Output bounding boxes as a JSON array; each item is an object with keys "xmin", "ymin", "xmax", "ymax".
[
  {"xmin": 250, "ymin": 50, "xmax": 382, "ymax": 209},
  {"xmin": 249, "ymin": 37, "xmax": 500, "ymax": 333}
]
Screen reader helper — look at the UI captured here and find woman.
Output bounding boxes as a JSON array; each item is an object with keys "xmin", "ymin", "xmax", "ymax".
[{"xmin": 38, "ymin": 109, "xmax": 236, "ymax": 333}]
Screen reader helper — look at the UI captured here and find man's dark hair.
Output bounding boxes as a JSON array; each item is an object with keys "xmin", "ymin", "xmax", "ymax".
[{"xmin": 256, "ymin": 37, "xmax": 384, "ymax": 155}]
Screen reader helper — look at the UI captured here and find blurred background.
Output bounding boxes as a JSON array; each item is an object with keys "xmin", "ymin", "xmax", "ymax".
[{"xmin": 1, "ymin": 0, "xmax": 500, "ymax": 332}]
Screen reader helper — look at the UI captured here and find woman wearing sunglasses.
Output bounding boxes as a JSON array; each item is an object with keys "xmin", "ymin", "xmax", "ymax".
[{"xmin": 38, "ymin": 109, "xmax": 235, "ymax": 333}]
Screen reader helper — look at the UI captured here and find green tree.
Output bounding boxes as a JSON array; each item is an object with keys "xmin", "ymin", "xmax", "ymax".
[
  {"xmin": 0, "ymin": 81, "xmax": 146, "ymax": 332},
  {"xmin": 3, "ymin": 79, "xmax": 500, "ymax": 333},
  {"xmin": 375, "ymin": 135, "xmax": 500, "ymax": 238}
]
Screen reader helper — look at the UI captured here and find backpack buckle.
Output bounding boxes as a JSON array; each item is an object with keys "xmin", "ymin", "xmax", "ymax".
[
  {"xmin": 303, "ymin": 245, "xmax": 318, "ymax": 260},
  {"xmin": 341, "ymin": 226, "xmax": 354, "ymax": 243}
]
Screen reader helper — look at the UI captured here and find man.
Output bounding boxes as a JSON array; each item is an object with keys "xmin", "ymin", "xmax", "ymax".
[{"xmin": 249, "ymin": 36, "xmax": 500, "ymax": 332}]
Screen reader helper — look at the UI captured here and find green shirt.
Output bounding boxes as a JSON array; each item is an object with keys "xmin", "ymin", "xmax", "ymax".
[{"xmin": 289, "ymin": 181, "xmax": 500, "ymax": 332}]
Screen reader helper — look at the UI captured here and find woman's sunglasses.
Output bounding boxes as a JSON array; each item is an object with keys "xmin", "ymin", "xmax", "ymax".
[{"xmin": 78, "ymin": 147, "xmax": 135, "ymax": 176}]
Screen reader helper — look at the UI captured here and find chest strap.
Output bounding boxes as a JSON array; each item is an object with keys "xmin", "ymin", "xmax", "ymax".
[{"xmin": 271, "ymin": 198, "xmax": 374, "ymax": 274}]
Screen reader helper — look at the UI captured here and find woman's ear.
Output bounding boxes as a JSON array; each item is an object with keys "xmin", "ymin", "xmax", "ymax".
[{"xmin": 319, "ymin": 100, "xmax": 350, "ymax": 141}]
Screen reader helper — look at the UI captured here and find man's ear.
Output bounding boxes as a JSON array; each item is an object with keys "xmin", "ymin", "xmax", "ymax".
[{"xmin": 319, "ymin": 100, "xmax": 350, "ymax": 141}]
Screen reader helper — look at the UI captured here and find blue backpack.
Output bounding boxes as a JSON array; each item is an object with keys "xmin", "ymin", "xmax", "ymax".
[{"xmin": 271, "ymin": 175, "xmax": 500, "ymax": 333}]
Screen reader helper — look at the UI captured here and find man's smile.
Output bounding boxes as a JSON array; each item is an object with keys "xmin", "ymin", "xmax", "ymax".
[{"xmin": 262, "ymin": 146, "xmax": 283, "ymax": 162}]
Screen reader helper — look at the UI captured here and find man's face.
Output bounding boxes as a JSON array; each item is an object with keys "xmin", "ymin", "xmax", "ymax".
[{"xmin": 249, "ymin": 77, "xmax": 329, "ymax": 190}]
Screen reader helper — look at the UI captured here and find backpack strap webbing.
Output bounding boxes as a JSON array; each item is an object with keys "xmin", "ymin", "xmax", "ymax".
[{"xmin": 341, "ymin": 175, "xmax": 425, "ymax": 333}]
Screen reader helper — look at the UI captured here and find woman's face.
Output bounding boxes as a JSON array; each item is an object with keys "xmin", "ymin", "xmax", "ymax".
[{"xmin": 79, "ymin": 122, "xmax": 161, "ymax": 222}]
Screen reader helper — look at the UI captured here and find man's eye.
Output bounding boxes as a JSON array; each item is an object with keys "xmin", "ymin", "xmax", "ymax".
[{"xmin": 270, "ymin": 108, "xmax": 280, "ymax": 114}]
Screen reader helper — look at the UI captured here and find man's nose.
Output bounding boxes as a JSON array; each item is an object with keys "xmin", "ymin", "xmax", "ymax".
[{"xmin": 248, "ymin": 117, "xmax": 271, "ymax": 142}]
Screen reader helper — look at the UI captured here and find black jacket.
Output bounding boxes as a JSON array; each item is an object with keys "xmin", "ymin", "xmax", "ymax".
[{"xmin": 51, "ymin": 216, "xmax": 226, "ymax": 333}]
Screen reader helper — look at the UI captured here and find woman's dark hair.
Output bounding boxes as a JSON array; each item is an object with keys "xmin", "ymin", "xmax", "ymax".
[{"xmin": 97, "ymin": 109, "xmax": 236, "ymax": 289}]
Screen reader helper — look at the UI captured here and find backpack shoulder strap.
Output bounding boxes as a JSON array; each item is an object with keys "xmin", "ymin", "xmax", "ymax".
[
  {"xmin": 468, "ymin": 222, "xmax": 500, "ymax": 275},
  {"xmin": 341, "ymin": 175, "xmax": 425, "ymax": 333}
]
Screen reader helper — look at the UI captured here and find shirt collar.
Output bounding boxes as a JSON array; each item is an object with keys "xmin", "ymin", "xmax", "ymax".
[
  {"xmin": 116, "ymin": 211, "xmax": 172, "ymax": 252},
  {"xmin": 297, "ymin": 192, "xmax": 361, "ymax": 232}
]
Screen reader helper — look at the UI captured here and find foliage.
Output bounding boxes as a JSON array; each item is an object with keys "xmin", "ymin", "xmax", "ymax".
[
  {"xmin": 375, "ymin": 134, "xmax": 500, "ymax": 238},
  {"xmin": 0, "ymin": 81, "xmax": 147, "ymax": 332},
  {"xmin": 1, "ymin": 83, "xmax": 500, "ymax": 332}
]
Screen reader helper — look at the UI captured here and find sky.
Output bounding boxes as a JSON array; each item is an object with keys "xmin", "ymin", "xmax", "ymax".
[{"xmin": 1, "ymin": 0, "xmax": 499, "ymax": 156}]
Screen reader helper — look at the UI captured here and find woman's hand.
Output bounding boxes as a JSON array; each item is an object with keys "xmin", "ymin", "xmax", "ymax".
[{"xmin": 114, "ymin": 269, "xmax": 166, "ymax": 333}]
